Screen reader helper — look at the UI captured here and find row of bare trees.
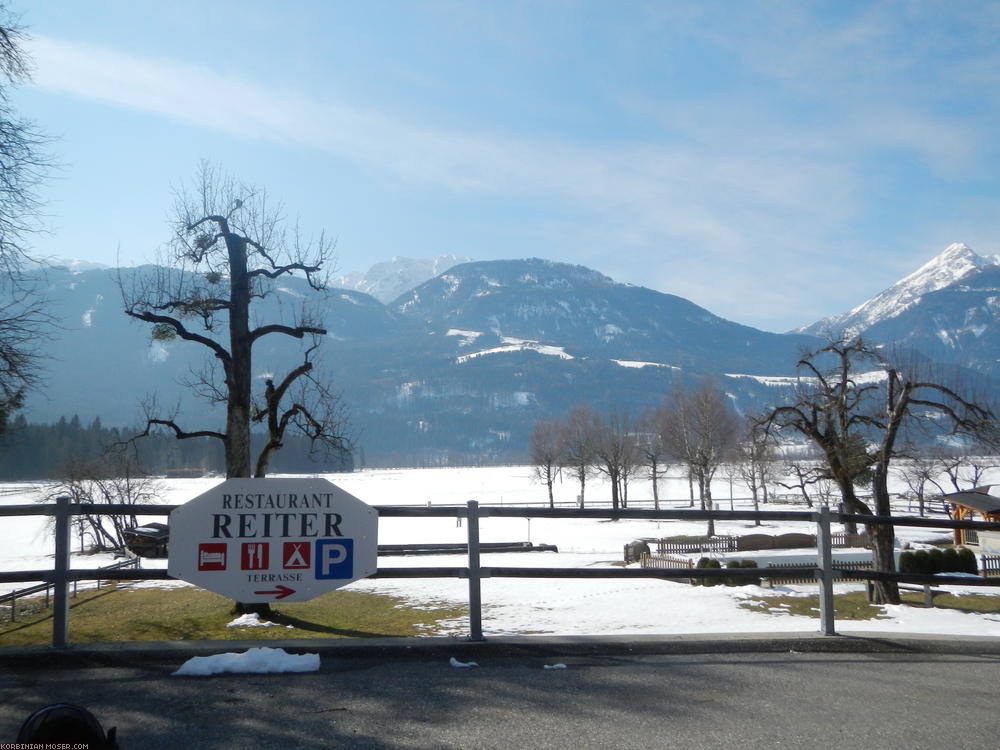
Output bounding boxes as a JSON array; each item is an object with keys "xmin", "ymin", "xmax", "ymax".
[{"xmin": 530, "ymin": 379, "xmax": 751, "ymax": 515}]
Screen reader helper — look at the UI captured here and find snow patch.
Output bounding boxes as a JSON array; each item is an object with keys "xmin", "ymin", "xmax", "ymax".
[
  {"xmin": 613, "ymin": 360, "xmax": 678, "ymax": 370},
  {"xmin": 446, "ymin": 329, "xmax": 484, "ymax": 346},
  {"xmin": 172, "ymin": 647, "xmax": 320, "ymax": 676},
  {"xmin": 226, "ymin": 613, "xmax": 281, "ymax": 628},
  {"xmin": 456, "ymin": 339, "xmax": 573, "ymax": 364}
]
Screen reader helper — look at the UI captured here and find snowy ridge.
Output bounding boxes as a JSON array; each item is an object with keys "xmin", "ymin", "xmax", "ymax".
[
  {"xmin": 613, "ymin": 359, "xmax": 679, "ymax": 370},
  {"xmin": 332, "ymin": 254, "xmax": 472, "ymax": 303},
  {"xmin": 455, "ymin": 336, "xmax": 574, "ymax": 364},
  {"xmin": 797, "ymin": 243, "xmax": 1000, "ymax": 337}
]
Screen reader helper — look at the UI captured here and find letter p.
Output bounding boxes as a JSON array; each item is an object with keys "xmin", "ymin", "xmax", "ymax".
[{"xmin": 316, "ymin": 539, "xmax": 353, "ymax": 579}]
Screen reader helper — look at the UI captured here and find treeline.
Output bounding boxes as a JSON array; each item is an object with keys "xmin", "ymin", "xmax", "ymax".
[
  {"xmin": 0, "ymin": 414, "xmax": 352, "ymax": 480},
  {"xmin": 529, "ymin": 377, "xmax": 996, "ymax": 520},
  {"xmin": 529, "ymin": 379, "xmax": 756, "ymax": 518}
]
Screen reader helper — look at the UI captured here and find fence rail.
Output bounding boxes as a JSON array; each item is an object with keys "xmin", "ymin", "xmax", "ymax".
[
  {"xmin": 0, "ymin": 557, "xmax": 140, "ymax": 622},
  {"xmin": 6, "ymin": 499, "xmax": 1000, "ymax": 648}
]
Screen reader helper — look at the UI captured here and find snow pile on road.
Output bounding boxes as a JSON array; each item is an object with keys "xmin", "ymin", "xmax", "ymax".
[{"xmin": 172, "ymin": 647, "xmax": 319, "ymax": 676}]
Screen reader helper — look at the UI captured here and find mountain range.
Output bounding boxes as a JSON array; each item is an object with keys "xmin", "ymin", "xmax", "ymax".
[{"xmin": 17, "ymin": 242, "xmax": 1000, "ymax": 465}]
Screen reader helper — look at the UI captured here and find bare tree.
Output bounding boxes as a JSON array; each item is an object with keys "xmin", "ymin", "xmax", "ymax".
[
  {"xmin": 41, "ymin": 455, "xmax": 161, "ymax": 553},
  {"xmin": 0, "ymin": 8, "xmax": 53, "ymax": 430},
  {"xmin": 637, "ymin": 405, "xmax": 670, "ymax": 510},
  {"xmin": 737, "ymin": 417, "xmax": 776, "ymax": 525},
  {"xmin": 927, "ymin": 443, "xmax": 999, "ymax": 494},
  {"xmin": 593, "ymin": 409, "xmax": 639, "ymax": 510},
  {"xmin": 780, "ymin": 460, "xmax": 824, "ymax": 508},
  {"xmin": 561, "ymin": 405, "xmax": 601, "ymax": 508},
  {"xmin": 663, "ymin": 378, "xmax": 738, "ymax": 537},
  {"xmin": 121, "ymin": 163, "xmax": 346, "ymax": 479},
  {"xmin": 529, "ymin": 419, "xmax": 565, "ymax": 508},
  {"xmin": 892, "ymin": 452, "xmax": 940, "ymax": 516},
  {"xmin": 763, "ymin": 337, "xmax": 994, "ymax": 604}
]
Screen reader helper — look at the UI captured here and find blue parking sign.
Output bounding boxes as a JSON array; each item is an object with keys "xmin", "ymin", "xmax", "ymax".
[{"xmin": 316, "ymin": 538, "xmax": 354, "ymax": 579}]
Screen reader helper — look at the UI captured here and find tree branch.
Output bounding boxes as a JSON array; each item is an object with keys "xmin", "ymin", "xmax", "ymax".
[
  {"xmin": 249, "ymin": 323, "xmax": 326, "ymax": 344},
  {"xmin": 124, "ymin": 309, "xmax": 232, "ymax": 365}
]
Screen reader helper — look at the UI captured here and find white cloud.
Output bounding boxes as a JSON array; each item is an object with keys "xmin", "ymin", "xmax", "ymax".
[{"xmin": 25, "ymin": 35, "xmax": 857, "ymax": 264}]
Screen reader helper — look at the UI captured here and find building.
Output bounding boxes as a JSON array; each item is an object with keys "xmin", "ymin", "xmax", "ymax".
[{"xmin": 942, "ymin": 486, "xmax": 1000, "ymax": 552}]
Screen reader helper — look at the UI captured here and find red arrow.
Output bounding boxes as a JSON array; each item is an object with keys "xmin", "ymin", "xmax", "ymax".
[{"xmin": 253, "ymin": 585, "xmax": 295, "ymax": 600}]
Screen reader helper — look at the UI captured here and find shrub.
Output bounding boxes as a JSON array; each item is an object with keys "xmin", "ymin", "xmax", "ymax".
[
  {"xmin": 910, "ymin": 549, "xmax": 932, "ymax": 575},
  {"xmin": 695, "ymin": 557, "xmax": 722, "ymax": 586},
  {"xmin": 957, "ymin": 547, "xmax": 979, "ymax": 575},
  {"xmin": 941, "ymin": 547, "xmax": 961, "ymax": 573},
  {"xmin": 928, "ymin": 547, "xmax": 946, "ymax": 574},
  {"xmin": 899, "ymin": 551, "xmax": 916, "ymax": 574}
]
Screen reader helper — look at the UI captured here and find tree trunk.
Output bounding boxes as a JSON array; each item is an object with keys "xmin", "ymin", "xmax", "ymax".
[
  {"xmin": 868, "ymin": 468, "xmax": 900, "ymax": 605},
  {"xmin": 225, "ymin": 233, "xmax": 253, "ymax": 479},
  {"xmin": 651, "ymin": 462, "xmax": 660, "ymax": 511}
]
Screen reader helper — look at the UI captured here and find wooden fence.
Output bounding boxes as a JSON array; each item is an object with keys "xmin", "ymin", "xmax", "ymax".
[
  {"xmin": 654, "ymin": 537, "xmax": 738, "ymax": 555},
  {"xmin": 640, "ymin": 553, "xmax": 694, "ymax": 571},
  {"xmin": 981, "ymin": 555, "xmax": 1000, "ymax": 578},
  {"xmin": 760, "ymin": 560, "xmax": 873, "ymax": 586},
  {"xmin": 0, "ymin": 557, "xmax": 140, "ymax": 622},
  {"xmin": 653, "ymin": 532, "xmax": 868, "ymax": 557}
]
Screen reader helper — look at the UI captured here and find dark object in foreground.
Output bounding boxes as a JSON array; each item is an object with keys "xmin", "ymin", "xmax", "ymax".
[{"xmin": 18, "ymin": 703, "xmax": 118, "ymax": 748}]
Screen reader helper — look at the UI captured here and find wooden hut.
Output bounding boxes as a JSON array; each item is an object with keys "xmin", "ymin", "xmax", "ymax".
[{"xmin": 942, "ymin": 486, "xmax": 1000, "ymax": 549}]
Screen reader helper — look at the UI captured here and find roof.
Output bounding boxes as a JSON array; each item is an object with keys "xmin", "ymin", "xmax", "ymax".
[{"xmin": 942, "ymin": 486, "xmax": 1000, "ymax": 516}]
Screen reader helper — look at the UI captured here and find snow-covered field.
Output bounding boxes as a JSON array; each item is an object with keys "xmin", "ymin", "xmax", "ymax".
[{"xmin": 3, "ymin": 466, "xmax": 1000, "ymax": 639}]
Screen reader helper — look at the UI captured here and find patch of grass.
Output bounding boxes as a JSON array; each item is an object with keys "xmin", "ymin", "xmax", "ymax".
[
  {"xmin": 899, "ymin": 591, "xmax": 1000, "ymax": 614},
  {"xmin": 0, "ymin": 584, "xmax": 467, "ymax": 647},
  {"xmin": 740, "ymin": 589, "xmax": 1000, "ymax": 620},
  {"xmin": 738, "ymin": 592, "xmax": 889, "ymax": 620}
]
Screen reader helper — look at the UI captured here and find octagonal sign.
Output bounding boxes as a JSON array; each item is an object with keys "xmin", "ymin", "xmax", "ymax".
[{"xmin": 168, "ymin": 478, "xmax": 378, "ymax": 603}]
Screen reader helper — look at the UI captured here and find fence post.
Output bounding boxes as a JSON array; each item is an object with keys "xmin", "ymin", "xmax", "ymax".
[
  {"xmin": 466, "ymin": 500, "xmax": 485, "ymax": 641},
  {"xmin": 52, "ymin": 495, "xmax": 72, "ymax": 649},
  {"xmin": 815, "ymin": 505, "xmax": 836, "ymax": 636}
]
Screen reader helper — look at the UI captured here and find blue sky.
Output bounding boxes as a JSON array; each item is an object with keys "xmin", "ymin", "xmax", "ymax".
[{"xmin": 10, "ymin": 0, "xmax": 1000, "ymax": 332}]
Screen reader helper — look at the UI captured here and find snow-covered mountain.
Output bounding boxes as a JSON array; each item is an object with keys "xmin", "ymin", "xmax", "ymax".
[
  {"xmin": 796, "ymin": 242, "xmax": 1000, "ymax": 377},
  {"xmin": 18, "ymin": 258, "xmax": 822, "ymax": 465},
  {"xmin": 332, "ymin": 255, "xmax": 472, "ymax": 304},
  {"xmin": 796, "ymin": 243, "xmax": 1000, "ymax": 338}
]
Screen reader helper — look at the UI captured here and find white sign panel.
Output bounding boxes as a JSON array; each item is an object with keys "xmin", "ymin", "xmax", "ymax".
[{"xmin": 168, "ymin": 478, "xmax": 378, "ymax": 602}]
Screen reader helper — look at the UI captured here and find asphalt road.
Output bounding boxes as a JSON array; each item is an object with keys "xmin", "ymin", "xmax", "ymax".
[{"xmin": 2, "ymin": 636, "xmax": 1000, "ymax": 749}]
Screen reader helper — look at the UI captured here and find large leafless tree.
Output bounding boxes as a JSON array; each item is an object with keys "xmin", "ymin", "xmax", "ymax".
[
  {"xmin": 121, "ymin": 163, "xmax": 347, "ymax": 478},
  {"xmin": 763, "ymin": 337, "xmax": 994, "ymax": 605},
  {"xmin": 0, "ymin": 8, "xmax": 53, "ymax": 430}
]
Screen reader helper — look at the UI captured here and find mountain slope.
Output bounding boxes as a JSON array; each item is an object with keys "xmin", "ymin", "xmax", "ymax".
[{"xmin": 393, "ymin": 258, "xmax": 819, "ymax": 375}]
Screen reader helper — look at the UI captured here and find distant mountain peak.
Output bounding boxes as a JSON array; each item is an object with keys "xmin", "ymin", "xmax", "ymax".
[
  {"xmin": 796, "ymin": 242, "xmax": 1000, "ymax": 337},
  {"xmin": 37, "ymin": 257, "xmax": 110, "ymax": 274},
  {"xmin": 332, "ymin": 254, "xmax": 472, "ymax": 304}
]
